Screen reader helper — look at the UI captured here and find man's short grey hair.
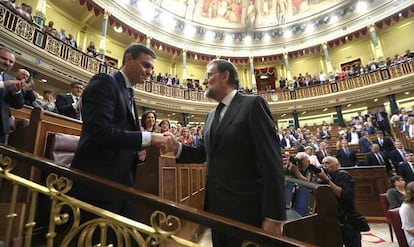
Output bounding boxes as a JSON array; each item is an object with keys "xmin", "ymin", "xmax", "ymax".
[{"xmin": 295, "ymin": 152, "xmax": 310, "ymax": 161}]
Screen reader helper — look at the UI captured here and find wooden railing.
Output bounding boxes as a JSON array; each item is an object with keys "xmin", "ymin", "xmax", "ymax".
[{"xmin": 0, "ymin": 145, "xmax": 313, "ymax": 247}]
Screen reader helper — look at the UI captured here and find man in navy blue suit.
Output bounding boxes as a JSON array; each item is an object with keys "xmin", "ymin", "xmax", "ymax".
[
  {"xmin": 0, "ymin": 47, "xmax": 24, "ymax": 144},
  {"xmin": 55, "ymin": 81, "xmax": 84, "ymax": 120},
  {"xmin": 71, "ymin": 44, "xmax": 170, "ymax": 227},
  {"xmin": 398, "ymin": 151, "xmax": 414, "ymax": 184}
]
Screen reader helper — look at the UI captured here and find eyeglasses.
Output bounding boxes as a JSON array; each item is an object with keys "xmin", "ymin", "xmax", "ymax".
[{"xmin": 205, "ymin": 72, "xmax": 221, "ymax": 80}]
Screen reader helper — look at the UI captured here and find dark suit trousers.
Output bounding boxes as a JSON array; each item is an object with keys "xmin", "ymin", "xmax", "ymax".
[{"xmin": 212, "ymin": 230, "xmax": 244, "ymax": 247}]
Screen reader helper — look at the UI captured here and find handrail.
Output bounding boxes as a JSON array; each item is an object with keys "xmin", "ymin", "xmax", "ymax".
[{"xmin": 0, "ymin": 145, "xmax": 314, "ymax": 247}]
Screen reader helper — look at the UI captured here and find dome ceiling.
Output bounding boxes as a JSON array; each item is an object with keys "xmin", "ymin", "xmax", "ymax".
[{"xmin": 94, "ymin": 0, "xmax": 410, "ymax": 57}]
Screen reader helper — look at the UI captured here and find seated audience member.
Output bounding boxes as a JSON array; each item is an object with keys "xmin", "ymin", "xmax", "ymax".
[
  {"xmin": 372, "ymin": 131, "xmax": 385, "ymax": 151},
  {"xmin": 399, "ymin": 181, "xmax": 414, "ymax": 247},
  {"xmin": 17, "ymin": 3, "xmax": 32, "ymax": 22},
  {"xmin": 346, "ymin": 127, "xmax": 361, "ymax": 145},
  {"xmin": 336, "ymin": 140, "xmax": 358, "ymax": 167},
  {"xmin": 43, "ymin": 21, "xmax": 55, "ymax": 33},
  {"xmin": 15, "ymin": 68, "xmax": 35, "ymax": 106},
  {"xmin": 141, "ymin": 110, "xmax": 157, "ymax": 132},
  {"xmin": 55, "ymin": 81, "xmax": 84, "ymax": 120},
  {"xmin": 280, "ymin": 132, "xmax": 296, "ymax": 149},
  {"xmin": 192, "ymin": 126, "xmax": 202, "ymax": 147},
  {"xmin": 170, "ymin": 123, "xmax": 178, "ymax": 137},
  {"xmin": 316, "ymin": 141, "xmax": 331, "ymax": 164},
  {"xmin": 2, "ymin": 0, "xmax": 16, "ymax": 9},
  {"xmin": 86, "ymin": 41, "xmax": 97, "ymax": 57},
  {"xmin": 305, "ymin": 146, "xmax": 321, "ymax": 167},
  {"xmin": 67, "ymin": 34, "xmax": 77, "ymax": 49},
  {"xmin": 364, "ymin": 144, "xmax": 393, "ymax": 173},
  {"xmin": 176, "ymin": 127, "xmax": 193, "ymax": 146},
  {"xmin": 319, "ymin": 126, "xmax": 331, "ymax": 140},
  {"xmin": 158, "ymin": 119, "xmax": 170, "ymax": 133},
  {"xmin": 358, "ymin": 131, "xmax": 372, "ymax": 153},
  {"xmin": 386, "ymin": 175, "xmax": 406, "ymax": 209},
  {"xmin": 398, "ymin": 151, "xmax": 414, "ymax": 184},
  {"xmin": 33, "ymin": 90, "xmax": 57, "ymax": 112},
  {"xmin": 308, "ymin": 137, "xmax": 319, "ymax": 153},
  {"xmin": 288, "ymin": 152, "xmax": 312, "ymax": 181},
  {"xmin": 362, "ymin": 121, "xmax": 376, "ymax": 135},
  {"xmin": 390, "ymin": 141, "xmax": 413, "ymax": 174},
  {"xmin": 296, "ymin": 139, "xmax": 306, "ymax": 152},
  {"xmin": 56, "ymin": 27, "xmax": 67, "ymax": 41}
]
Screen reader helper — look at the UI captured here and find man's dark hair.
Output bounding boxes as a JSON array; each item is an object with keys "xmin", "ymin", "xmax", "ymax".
[
  {"xmin": 122, "ymin": 44, "xmax": 156, "ymax": 67},
  {"xmin": 70, "ymin": 81, "xmax": 84, "ymax": 88},
  {"xmin": 207, "ymin": 59, "xmax": 239, "ymax": 89}
]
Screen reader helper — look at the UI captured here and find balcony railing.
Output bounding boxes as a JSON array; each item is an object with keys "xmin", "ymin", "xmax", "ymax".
[{"xmin": 1, "ymin": 2, "xmax": 413, "ymax": 104}]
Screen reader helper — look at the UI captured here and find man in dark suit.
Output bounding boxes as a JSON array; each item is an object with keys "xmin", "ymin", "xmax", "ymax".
[
  {"xmin": 398, "ymin": 151, "xmax": 414, "ymax": 183},
  {"xmin": 55, "ymin": 81, "xmax": 84, "ymax": 120},
  {"xmin": 336, "ymin": 140, "xmax": 358, "ymax": 167},
  {"xmin": 71, "ymin": 44, "xmax": 170, "ymax": 224},
  {"xmin": 364, "ymin": 144, "xmax": 392, "ymax": 174},
  {"xmin": 358, "ymin": 131, "xmax": 372, "ymax": 153},
  {"xmin": 374, "ymin": 108, "xmax": 391, "ymax": 136},
  {"xmin": 0, "ymin": 47, "xmax": 24, "ymax": 144},
  {"xmin": 390, "ymin": 141, "xmax": 413, "ymax": 175},
  {"xmin": 316, "ymin": 141, "xmax": 331, "ymax": 164},
  {"xmin": 167, "ymin": 59, "xmax": 286, "ymax": 246},
  {"xmin": 372, "ymin": 131, "xmax": 385, "ymax": 151}
]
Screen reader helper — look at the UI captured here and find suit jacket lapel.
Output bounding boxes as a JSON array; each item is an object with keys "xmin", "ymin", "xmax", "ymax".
[
  {"xmin": 212, "ymin": 93, "xmax": 242, "ymax": 147},
  {"xmin": 204, "ymin": 111, "xmax": 214, "ymax": 152},
  {"xmin": 113, "ymin": 72, "xmax": 138, "ymax": 127}
]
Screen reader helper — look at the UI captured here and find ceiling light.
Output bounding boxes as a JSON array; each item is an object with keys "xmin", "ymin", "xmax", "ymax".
[
  {"xmin": 399, "ymin": 12, "xmax": 402, "ymax": 17},
  {"xmin": 205, "ymin": 30, "xmax": 215, "ymax": 41},
  {"xmin": 224, "ymin": 34, "xmax": 233, "ymax": 43},
  {"xmin": 281, "ymin": 113, "xmax": 286, "ymax": 117},
  {"xmin": 301, "ymin": 111, "xmax": 306, "ymax": 115},
  {"xmin": 40, "ymin": 78, "xmax": 47, "ymax": 83},
  {"xmin": 331, "ymin": 15, "xmax": 338, "ymax": 23},
  {"xmin": 263, "ymin": 33, "xmax": 271, "ymax": 42},
  {"xmin": 373, "ymin": 98, "xmax": 378, "ymax": 102},
  {"xmin": 347, "ymin": 103, "xmax": 352, "ymax": 107},
  {"xmin": 114, "ymin": 26, "xmax": 123, "ymax": 33},
  {"xmin": 283, "ymin": 30, "xmax": 292, "ymax": 38},
  {"xmin": 184, "ymin": 25, "xmax": 196, "ymax": 37},
  {"xmin": 306, "ymin": 24, "xmax": 314, "ymax": 33},
  {"xmin": 404, "ymin": 91, "xmax": 409, "ymax": 95},
  {"xmin": 356, "ymin": 1, "xmax": 368, "ymax": 13},
  {"xmin": 323, "ymin": 108, "xmax": 328, "ymax": 112},
  {"xmin": 159, "ymin": 13, "xmax": 175, "ymax": 30},
  {"xmin": 244, "ymin": 35, "xmax": 252, "ymax": 43}
]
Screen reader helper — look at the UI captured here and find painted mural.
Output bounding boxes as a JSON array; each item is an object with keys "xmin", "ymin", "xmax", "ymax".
[{"xmin": 126, "ymin": 0, "xmax": 342, "ymax": 30}]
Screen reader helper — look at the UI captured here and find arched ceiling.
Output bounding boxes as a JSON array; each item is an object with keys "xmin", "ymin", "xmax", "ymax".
[{"xmin": 91, "ymin": 0, "xmax": 411, "ymax": 57}]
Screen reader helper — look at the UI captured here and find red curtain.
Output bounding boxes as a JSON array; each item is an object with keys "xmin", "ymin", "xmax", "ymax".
[{"xmin": 254, "ymin": 67, "xmax": 277, "ymax": 90}]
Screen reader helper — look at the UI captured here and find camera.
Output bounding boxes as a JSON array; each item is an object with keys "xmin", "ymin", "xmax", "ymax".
[
  {"xmin": 25, "ymin": 74, "xmax": 33, "ymax": 84},
  {"xmin": 289, "ymin": 156, "xmax": 303, "ymax": 167},
  {"xmin": 308, "ymin": 164, "xmax": 328, "ymax": 174}
]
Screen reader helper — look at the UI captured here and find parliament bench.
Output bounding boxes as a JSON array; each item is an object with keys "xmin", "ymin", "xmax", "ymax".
[
  {"xmin": 44, "ymin": 132, "xmax": 80, "ymax": 167},
  {"xmin": 284, "ymin": 178, "xmax": 342, "ymax": 247}
]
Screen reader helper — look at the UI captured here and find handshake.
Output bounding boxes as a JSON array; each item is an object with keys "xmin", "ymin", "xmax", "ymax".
[{"xmin": 150, "ymin": 132, "xmax": 180, "ymax": 153}]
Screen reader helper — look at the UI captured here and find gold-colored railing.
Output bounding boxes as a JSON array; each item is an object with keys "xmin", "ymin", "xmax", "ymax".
[{"xmin": 0, "ymin": 145, "xmax": 312, "ymax": 247}]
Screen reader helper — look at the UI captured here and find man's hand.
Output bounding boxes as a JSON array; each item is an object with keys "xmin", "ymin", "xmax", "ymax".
[
  {"xmin": 262, "ymin": 218, "xmax": 283, "ymax": 235},
  {"xmin": 4, "ymin": 80, "xmax": 23, "ymax": 92},
  {"xmin": 151, "ymin": 133, "xmax": 170, "ymax": 149},
  {"xmin": 162, "ymin": 132, "xmax": 179, "ymax": 153},
  {"xmin": 22, "ymin": 79, "xmax": 34, "ymax": 90}
]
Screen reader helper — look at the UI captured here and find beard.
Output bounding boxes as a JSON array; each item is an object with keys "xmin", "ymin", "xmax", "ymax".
[{"xmin": 204, "ymin": 87, "xmax": 215, "ymax": 99}]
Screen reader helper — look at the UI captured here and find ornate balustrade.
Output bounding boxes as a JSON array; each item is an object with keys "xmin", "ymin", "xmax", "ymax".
[
  {"xmin": 1, "ymin": 2, "xmax": 413, "ymax": 112},
  {"xmin": 0, "ymin": 145, "xmax": 311, "ymax": 247},
  {"xmin": 0, "ymin": 3, "xmax": 116, "ymax": 75}
]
